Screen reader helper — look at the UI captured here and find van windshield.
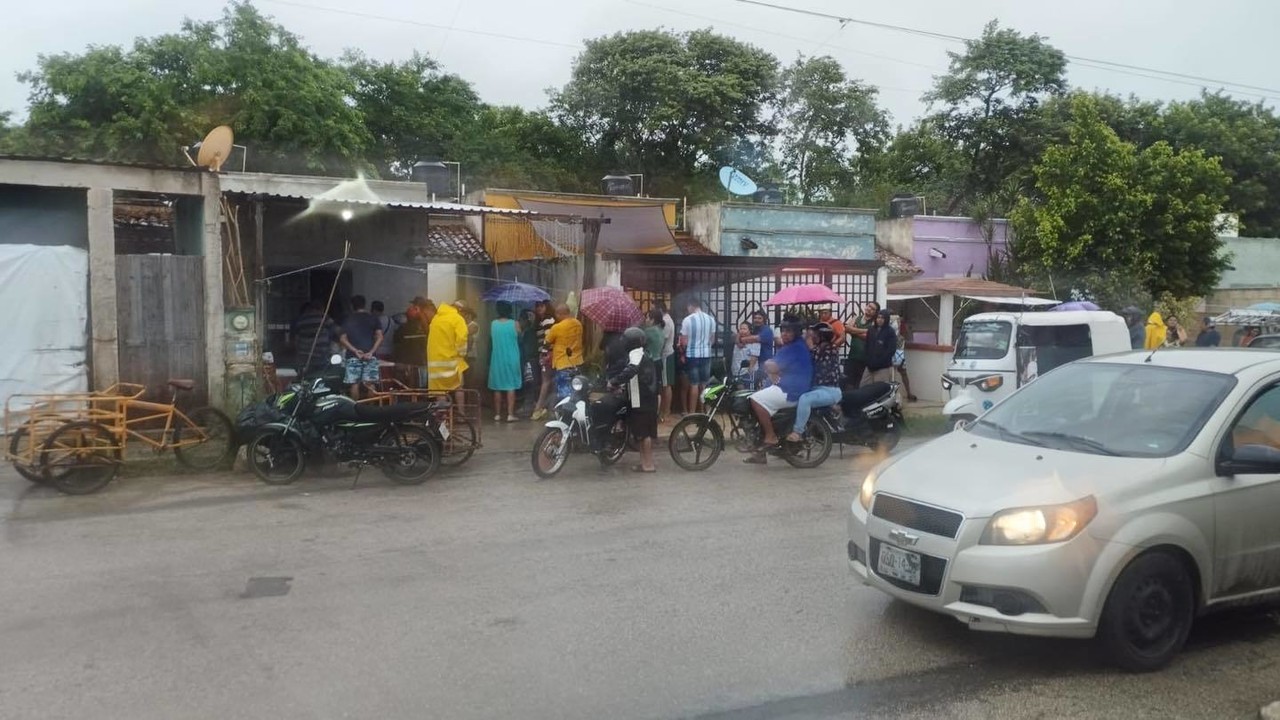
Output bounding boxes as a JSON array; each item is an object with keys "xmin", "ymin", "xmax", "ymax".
[{"xmin": 954, "ymin": 320, "xmax": 1012, "ymax": 360}]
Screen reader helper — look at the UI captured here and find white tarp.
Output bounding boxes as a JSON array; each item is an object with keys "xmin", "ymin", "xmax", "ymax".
[{"xmin": 0, "ymin": 245, "xmax": 89, "ymax": 417}]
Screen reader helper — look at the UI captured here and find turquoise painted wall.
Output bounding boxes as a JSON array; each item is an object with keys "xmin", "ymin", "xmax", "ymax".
[{"xmin": 717, "ymin": 204, "xmax": 875, "ymax": 259}]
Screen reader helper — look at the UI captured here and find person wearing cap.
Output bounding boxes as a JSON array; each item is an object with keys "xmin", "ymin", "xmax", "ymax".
[
  {"xmin": 1196, "ymin": 318, "xmax": 1221, "ymax": 347},
  {"xmin": 745, "ymin": 321, "xmax": 813, "ymax": 463},
  {"xmin": 817, "ymin": 307, "xmax": 845, "ymax": 346}
]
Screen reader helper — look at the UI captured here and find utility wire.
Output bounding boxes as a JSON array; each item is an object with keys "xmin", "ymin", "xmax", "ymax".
[
  {"xmin": 732, "ymin": 0, "xmax": 1280, "ymax": 99},
  {"xmin": 259, "ymin": 0, "xmax": 582, "ymax": 50}
]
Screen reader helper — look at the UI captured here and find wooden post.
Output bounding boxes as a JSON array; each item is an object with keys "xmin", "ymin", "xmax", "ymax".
[
  {"xmin": 254, "ymin": 198, "xmax": 266, "ymax": 352},
  {"xmin": 581, "ymin": 217, "xmax": 602, "ymax": 288}
]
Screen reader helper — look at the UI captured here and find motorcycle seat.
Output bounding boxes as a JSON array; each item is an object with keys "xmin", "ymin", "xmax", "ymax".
[
  {"xmin": 350, "ymin": 402, "xmax": 436, "ymax": 422},
  {"xmin": 842, "ymin": 382, "xmax": 892, "ymax": 409}
]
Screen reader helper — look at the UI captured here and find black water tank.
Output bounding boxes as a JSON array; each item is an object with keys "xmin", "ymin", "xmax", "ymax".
[
  {"xmin": 889, "ymin": 193, "xmax": 921, "ymax": 218},
  {"xmin": 601, "ymin": 173, "xmax": 634, "ymax": 196},
  {"xmin": 753, "ymin": 182, "xmax": 784, "ymax": 204},
  {"xmin": 411, "ymin": 160, "xmax": 453, "ymax": 196}
]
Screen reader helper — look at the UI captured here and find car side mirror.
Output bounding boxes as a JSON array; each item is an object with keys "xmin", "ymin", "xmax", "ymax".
[{"xmin": 1218, "ymin": 444, "xmax": 1280, "ymax": 476}]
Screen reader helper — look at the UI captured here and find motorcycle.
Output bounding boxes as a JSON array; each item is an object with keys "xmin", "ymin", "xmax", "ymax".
[
  {"xmin": 244, "ymin": 355, "xmax": 445, "ymax": 486},
  {"xmin": 530, "ymin": 374, "xmax": 630, "ymax": 478},
  {"xmin": 668, "ymin": 363, "xmax": 904, "ymax": 471}
]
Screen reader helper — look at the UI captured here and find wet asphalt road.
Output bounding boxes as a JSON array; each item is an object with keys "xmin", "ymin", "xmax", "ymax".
[{"xmin": 2, "ymin": 424, "xmax": 1279, "ymax": 719}]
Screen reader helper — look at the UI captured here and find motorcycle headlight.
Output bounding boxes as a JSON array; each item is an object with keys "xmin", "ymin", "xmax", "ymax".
[
  {"xmin": 974, "ymin": 374, "xmax": 1004, "ymax": 392},
  {"xmin": 940, "ymin": 375, "xmax": 953, "ymax": 391},
  {"xmin": 980, "ymin": 496, "xmax": 1097, "ymax": 545},
  {"xmin": 571, "ymin": 376, "xmax": 588, "ymax": 393}
]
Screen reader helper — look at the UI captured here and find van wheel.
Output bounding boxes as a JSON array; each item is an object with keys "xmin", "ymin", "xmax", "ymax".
[
  {"xmin": 950, "ymin": 415, "xmax": 975, "ymax": 432},
  {"xmin": 1095, "ymin": 551, "xmax": 1194, "ymax": 672}
]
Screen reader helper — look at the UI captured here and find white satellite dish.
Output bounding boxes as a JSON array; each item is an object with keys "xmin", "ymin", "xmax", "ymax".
[{"xmin": 719, "ymin": 166, "xmax": 758, "ymax": 196}]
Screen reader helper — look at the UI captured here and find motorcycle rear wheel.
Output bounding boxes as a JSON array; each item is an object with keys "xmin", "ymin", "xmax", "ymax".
[
  {"xmin": 781, "ymin": 419, "xmax": 833, "ymax": 469},
  {"xmin": 668, "ymin": 414, "xmax": 724, "ymax": 471},
  {"xmin": 247, "ymin": 430, "xmax": 306, "ymax": 485},
  {"xmin": 380, "ymin": 424, "xmax": 442, "ymax": 485},
  {"xmin": 531, "ymin": 426, "xmax": 569, "ymax": 478}
]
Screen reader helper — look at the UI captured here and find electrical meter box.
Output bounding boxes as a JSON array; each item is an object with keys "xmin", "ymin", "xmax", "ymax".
[{"xmin": 225, "ymin": 307, "xmax": 257, "ymax": 363}]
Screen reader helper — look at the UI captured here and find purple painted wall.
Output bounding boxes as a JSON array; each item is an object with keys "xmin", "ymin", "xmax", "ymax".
[{"xmin": 911, "ymin": 216, "xmax": 1008, "ymax": 279}]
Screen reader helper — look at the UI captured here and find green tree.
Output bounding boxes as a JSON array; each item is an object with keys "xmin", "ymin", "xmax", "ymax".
[
  {"xmin": 923, "ymin": 20, "xmax": 1068, "ymax": 214},
  {"xmin": 549, "ymin": 29, "xmax": 779, "ymax": 197},
  {"xmin": 1011, "ymin": 95, "xmax": 1230, "ymax": 301},
  {"xmin": 344, "ymin": 52, "xmax": 482, "ymax": 179},
  {"xmin": 772, "ymin": 56, "xmax": 888, "ymax": 204},
  {"xmin": 12, "ymin": 2, "xmax": 371, "ymax": 174},
  {"xmin": 457, "ymin": 106, "xmax": 594, "ymax": 192}
]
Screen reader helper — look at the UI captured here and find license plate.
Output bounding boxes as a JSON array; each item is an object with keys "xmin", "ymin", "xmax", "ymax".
[
  {"xmin": 439, "ymin": 424, "xmax": 450, "ymax": 440},
  {"xmin": 877, "ymin": 544, "xmax": 922, "ymax": 586}
]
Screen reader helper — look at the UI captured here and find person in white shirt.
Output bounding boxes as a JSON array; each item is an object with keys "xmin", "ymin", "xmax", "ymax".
[{"xmin": 679, "ymin": 298, "xmax": 717, "ymax": 414}]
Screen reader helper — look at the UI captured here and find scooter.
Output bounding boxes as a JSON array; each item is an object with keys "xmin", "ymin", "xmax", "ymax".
[{"xmin": 530, "ymin": 374, "xmax": 629, "ymax": 478}]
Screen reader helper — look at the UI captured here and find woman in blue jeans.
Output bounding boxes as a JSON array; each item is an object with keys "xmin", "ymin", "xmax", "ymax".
[{"xmin": 786, "ymin": 322, "xmax": 843, "ymax": 443}]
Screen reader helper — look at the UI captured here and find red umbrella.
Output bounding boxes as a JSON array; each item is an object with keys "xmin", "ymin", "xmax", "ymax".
[
  {"xmin": 580, "ymin": 286, "xmax": 644, "ymax": 332},
  {"xmin": 763, "ymin": 283, "xmax": 845, "ymax": 306}
]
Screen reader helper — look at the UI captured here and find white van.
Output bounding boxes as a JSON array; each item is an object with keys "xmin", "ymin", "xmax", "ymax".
[{"xmin": 942, "ymin": 310, "xmax": 1131, "ymax": 429}]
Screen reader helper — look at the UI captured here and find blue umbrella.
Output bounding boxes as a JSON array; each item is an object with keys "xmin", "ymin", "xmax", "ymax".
[
  {"xmin": 1052, "ymin": 301, "xmax": 1100, "ymax": 312},
  {"xmin": 481, "ymin": 282, "xmax": 550, "ymax": 304}
]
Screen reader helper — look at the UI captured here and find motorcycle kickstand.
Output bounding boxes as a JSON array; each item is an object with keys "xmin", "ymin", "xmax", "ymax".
[{"xmin": 350, "ymin": 465, "xmax": 364, "ymax": 490}]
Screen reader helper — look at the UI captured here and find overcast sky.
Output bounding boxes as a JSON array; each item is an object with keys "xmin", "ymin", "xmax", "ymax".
[{"xmin": 5, "ymin": 0, "xmax": 1279, "ymax": 127}]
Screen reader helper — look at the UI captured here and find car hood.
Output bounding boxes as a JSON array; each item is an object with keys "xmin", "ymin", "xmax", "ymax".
[{"xmin": 874, "ymin": 431, "xmax": 1168, "ymax": 518}]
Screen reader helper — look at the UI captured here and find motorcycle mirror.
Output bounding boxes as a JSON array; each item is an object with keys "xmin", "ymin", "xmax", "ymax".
[{"xmin": 330, "ymin": 354, "xmax": 343, "ymax": 365}]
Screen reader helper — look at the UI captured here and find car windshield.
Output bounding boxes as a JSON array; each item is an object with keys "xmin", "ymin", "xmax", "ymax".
[
  {"xmin": 954, "ymin": 320, "xmax": 1012, "ymax": 360},
  {"xmin": 969, "ymin": 362, "xmax": 1236, "ymax": 457},
  {"xmin": 1250, "ymin": 335, "xmax": 1280, "ymax": 349}
]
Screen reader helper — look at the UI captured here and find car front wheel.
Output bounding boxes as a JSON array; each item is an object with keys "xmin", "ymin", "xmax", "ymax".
[{"xmin": 1095, "ymin": 551, "xmax": 1195, "ymax": 672}]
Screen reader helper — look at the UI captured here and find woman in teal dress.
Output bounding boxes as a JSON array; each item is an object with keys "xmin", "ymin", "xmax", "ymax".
[{"xmin": 488, "ymin": 301, "xmax": 523, "ymax": 422}]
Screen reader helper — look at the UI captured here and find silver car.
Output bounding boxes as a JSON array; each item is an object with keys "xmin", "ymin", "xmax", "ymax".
[{"xmin": 849, "ymin": 349, "xmax": 1280, "ymax": 671}]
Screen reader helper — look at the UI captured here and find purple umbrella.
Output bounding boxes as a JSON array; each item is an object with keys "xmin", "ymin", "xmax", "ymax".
[{"xmin": 1052, "ymin": 301, "xmax": 1100, "ymax": 312}]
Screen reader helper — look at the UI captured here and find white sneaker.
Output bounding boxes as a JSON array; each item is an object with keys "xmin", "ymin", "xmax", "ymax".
[
  {"xmin": 506, "ymin": 415, "xmax": 518, "ymax": 423},
  {"xmin": 494, "ymin": 414, "xmax": 501, "ymax": 422}
]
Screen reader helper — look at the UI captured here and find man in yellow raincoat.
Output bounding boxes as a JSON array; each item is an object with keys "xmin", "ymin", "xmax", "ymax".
[{"xmin": 428, "ymin": 301, "xmax": 469, "ymax": 395}]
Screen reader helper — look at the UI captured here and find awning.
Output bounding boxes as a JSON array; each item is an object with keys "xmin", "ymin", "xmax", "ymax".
[
  {"xmin": 221, "ymin": 172, "xmax": 535, "ymax": 215},
  {"xmin": 887, "ymin": 293, "xmax": 933, "ymax": 301},
  {"xmin": 516, "ymin": 199, "xmax": 678, "ymax": 254},
  {"xmin": 961, "ymin": 294, "xmax": 1059, "ymax": 306}
]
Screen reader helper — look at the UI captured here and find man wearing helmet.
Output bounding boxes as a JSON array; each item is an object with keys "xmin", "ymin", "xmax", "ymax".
[
  {"xmin": 785, "ymin": 322, "xmax": 843, "ymax": 443},
  {"xmin": 745, "ymin": 321, "xmax": 813, "ymax": 463},
  {"xmin": 607, "ymin": 326, "xmax": 660, "ymax": 472}
]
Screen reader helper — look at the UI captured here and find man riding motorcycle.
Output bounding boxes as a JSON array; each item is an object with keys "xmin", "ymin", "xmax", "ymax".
[
  {"xmin": 786, "ymin": 322, "xmax": 843, "ymax": 444},
  {"xmin": 589, "ymin": 327, "xmax": 654, "ymax": 452},
  {"xmin": 745, "ymin": 321, "xmax": 812, "ymax": 464}
]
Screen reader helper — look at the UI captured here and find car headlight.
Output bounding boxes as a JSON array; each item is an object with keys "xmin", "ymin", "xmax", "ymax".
[
  {"xmin": 858, "ymin": 469, "xmax": 878, "ymax": 510},
  {"xmin": 974, "ymin": 374, "xmax": 1004, "ymax": 392},
  {"xmin": 571, "ymin": 376, "xmax": 588, "ymax": 393},
  {"xmin": 980, "ymin": 496, "xmax": 1097, "ymax": 545}
]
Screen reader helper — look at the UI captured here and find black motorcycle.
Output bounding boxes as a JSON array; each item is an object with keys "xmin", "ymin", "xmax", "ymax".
[
  {"xmin": 668, "ymin": 368, "xmax": 904, "ymax": 471},
  {"xmin": 244, "ymin": 357, "xmax": 444, "ymax": 486},
  {"xmin": 530, "ymin": 374, "xmax": 630, "ymax": 478}
]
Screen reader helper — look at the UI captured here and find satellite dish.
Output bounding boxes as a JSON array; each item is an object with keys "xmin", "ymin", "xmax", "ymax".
[
  {"xmin": 719, "ymin": 166, "xmax": 758, "ymax": 196},
  {"xmin": 195, "ymin": 126, "xmax": 234, "ymax": 172}
]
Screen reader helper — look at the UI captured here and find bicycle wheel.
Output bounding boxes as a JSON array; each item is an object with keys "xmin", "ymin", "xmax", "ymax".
[
  {"xmin": 9, "ymin": 422, "xmax": 49, "ymax": 483},
  {"xmin": 439, "ymin": 417, "xmax": 477, "ymax": 467},
  {"xmin": 173, "ymin": 407, "xmax": 236, "ymax": 470},
  {"xmin": 246, "ymin": 430, "xmax": 306, "ymax": 485},
  {"xmin": 40, "ymin": 421, "xmax": 121, "ymax": 495},
  {"xmin": 380, "ymin": 424, "xmax": 441, "ymax": 485},
  {"xmin": 668, "ymin": 414, "xmax": 724, "ymax": 472}
]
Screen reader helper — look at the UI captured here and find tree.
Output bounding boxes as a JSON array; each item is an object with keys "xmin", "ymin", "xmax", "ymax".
[
  {"xmin": 549, "ymin": 29, "xmax": 778, "ymax": 197},
  {"xmin": 1011, "ymin": 95, "xmax": 1230, "ymax": 301},
  {"xmin": 345, "ymin": 52, "xmax": 482, "ymax": 179},
  {"xmin": 772, "ymin": 56, "xmax": 888, "ymax": 204},
  {"xmin": 456, "ymin": 106, "xmax": 594, "ymax": 192},
  {"xmin": 12, "ymin": 2, "xmax": 371, "ymax": 174},
  {"xmin": 923, "ymin": 20, "xmax": 1068, "ymax": 214}
]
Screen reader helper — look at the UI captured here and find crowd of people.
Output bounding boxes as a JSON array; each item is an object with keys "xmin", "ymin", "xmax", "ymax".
[{"xmin": 1121, "ymin": 307, "xmax": 1261, "ymax": 350}]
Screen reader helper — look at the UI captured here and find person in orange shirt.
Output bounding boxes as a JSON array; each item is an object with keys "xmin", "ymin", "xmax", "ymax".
[
  {"xmin": 818, "ymin": 307, "xmax": 845, "ymax": 347},
  {"xmin": 544, "ymin": 304, "xmax": 584, "ymax": 402}
]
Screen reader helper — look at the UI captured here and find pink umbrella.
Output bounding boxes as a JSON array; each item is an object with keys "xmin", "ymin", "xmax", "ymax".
[
  {"xmin": 763, "ymin": 283, "xmax": 845, "ymax": 306},
  {"xmin": 580, "ymin": 286, "xmax": 645, "ymax": 332}
]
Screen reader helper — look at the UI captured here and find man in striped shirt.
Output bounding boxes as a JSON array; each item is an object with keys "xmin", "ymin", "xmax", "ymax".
[{"xmin": 679, "ymin": 299, "xmax": 717, "ymax": 414}]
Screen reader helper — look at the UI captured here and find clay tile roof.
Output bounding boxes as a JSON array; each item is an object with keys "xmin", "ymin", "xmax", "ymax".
[
  {"xmin": 410, "ymin": 224, "xmax": 491, "ymax": 263},
  {"xmin": 876, "ymin": 246, "xmax": 923, "ymax": 276},
  {"xmin": 674, "ymin": 232, "xmax": 716, "ymax": 256}
]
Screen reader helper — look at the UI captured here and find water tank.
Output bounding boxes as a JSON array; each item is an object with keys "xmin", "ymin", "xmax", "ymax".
[
  {"xmin": 411, "ymin": 160, "xmax": 453, "ymax": 197},
  {"xmin": 601, "ymin": 173, "xmax": 635, "ymax": 196},
  {"xmin": 889, "ymin": 193, "xmax": 922, "ymax": 218},
  {"xmin": 753, "ymin": 182, "xmax": 784, "ymax": 204}
]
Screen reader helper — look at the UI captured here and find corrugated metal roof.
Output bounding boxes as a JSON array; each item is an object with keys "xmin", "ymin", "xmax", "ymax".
[
  {"xmin": 0, "ymin": 154, "xmax": 201, "ymax": 173},
  {"xmin": 221, "ymin": 172, "xmax": 535, "ymax": 215}
]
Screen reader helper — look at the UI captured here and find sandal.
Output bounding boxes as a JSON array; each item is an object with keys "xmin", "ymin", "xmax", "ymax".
[
  {"xmin": 784, "ymin": 433, "xmax": 803, "ymax": 443},
  {"xmin": 743, "ymin": 454, "xmax": 767, "ymax": 465},
  {"xmin": 630, "ymin": 464, "xmax": 657, "ymax": 473}
]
